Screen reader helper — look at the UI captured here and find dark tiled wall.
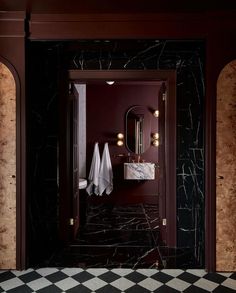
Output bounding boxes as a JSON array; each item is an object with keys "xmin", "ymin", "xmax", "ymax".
[
  {"xmin": 176, "ymin": 65, "xmax": 204, "ymax": 266},
  {"xmin": 27, "ymin": 42, "xmax": 60, "ymax": 265},
  {"xmin": 28, "ymin": 40, "xmax": 205, "ymax": 267},
  {"xmin": 65, "ymin": 40, "xmax": 205, "ymax": 267}
]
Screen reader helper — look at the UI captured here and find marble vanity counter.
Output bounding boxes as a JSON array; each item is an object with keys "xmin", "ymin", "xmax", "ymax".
[{"xmin": 124, "ymin": 162, "xmax": 155, "ymax": 180}]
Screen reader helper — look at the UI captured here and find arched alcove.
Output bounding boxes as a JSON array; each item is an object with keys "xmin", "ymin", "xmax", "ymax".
[
  {"xmin": 0, "ymin": 61, "xmax": 16, "ymax": 269},
  {"xmin": 216, "ymin": 60, "xmax": 236, "ymax": 271}
]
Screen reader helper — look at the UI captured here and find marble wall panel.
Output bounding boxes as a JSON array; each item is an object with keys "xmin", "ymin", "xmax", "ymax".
[
  {"xmin": 216, "ymin": 60, "xmax": 236, "ymax": 271},
  {"xmin": 73, "ymin": 39, "xmax": 205, "ymax": 267},
  {"xmin": 0, "ymin": 62, "xmax": 16, "ymax": 269},
  {"xmin": 27, "ymin": 44, "xmax": 59, "ymax": 266},
  {"xmin": 28, "ymin": 40, "xmax": 205, "ymax": 267}
]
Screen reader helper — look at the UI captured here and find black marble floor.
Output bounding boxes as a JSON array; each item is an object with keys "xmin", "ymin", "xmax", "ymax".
[
  {"xmin": 47, "ymin": 203, "xmax": 201, "ymax": 269},
  {"xmin": 49, "ymin": 203, "xmax": 163, "ymax": 269}
]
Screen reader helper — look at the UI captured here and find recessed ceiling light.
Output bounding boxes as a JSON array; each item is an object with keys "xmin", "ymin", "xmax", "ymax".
[{"xmin": 106, "ymin": 81, "xmax": 115, "ymax": 85}]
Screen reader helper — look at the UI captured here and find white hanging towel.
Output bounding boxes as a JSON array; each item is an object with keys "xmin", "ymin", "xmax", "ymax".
[
  {"xmin": 86, "ymin": 142, "xmax": 101, "ymax": 195},
  {"xmin": 98, "ymin": 142, "xmax": 113, "ymax": 195}
]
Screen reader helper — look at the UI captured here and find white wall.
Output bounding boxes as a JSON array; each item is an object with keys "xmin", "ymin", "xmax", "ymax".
[{"xmin": 75, "ymin": 84, "xmax": 86, "ymax": 178}]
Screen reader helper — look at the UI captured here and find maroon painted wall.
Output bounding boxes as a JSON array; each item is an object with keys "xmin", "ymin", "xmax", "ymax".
[
  {"xmin": 1, "ymin": 2, "xmax": 235, "ymax": 270},
  {"xmin": 86, "ymin": 83, "xmax": 162, "ymax": 204}
]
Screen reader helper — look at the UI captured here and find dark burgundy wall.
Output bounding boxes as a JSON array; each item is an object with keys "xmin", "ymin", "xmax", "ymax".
[
  {"xmin": 1, "ymin": 2, "xmax": 235, "ymax": 270},
  {"xmin": 86, "ymin": 83, "xmax": 161, "ymax": 204}
]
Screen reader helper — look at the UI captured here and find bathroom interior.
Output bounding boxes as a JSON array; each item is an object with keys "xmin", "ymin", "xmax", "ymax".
[{"xmin": 27, "ymin": 39, "xmax": 205, "ymax": 269}]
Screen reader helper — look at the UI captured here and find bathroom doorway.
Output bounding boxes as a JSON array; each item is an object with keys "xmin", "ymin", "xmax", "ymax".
[
  {"xmin": 26, "ymin": 40, "xmax": 205, "ymax": 269},
  {"xmin": 55, "ymin": 70, "xmax": 177, "ymax": 268}
]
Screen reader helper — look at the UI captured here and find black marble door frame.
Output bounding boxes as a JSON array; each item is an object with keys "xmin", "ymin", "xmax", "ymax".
[
  {"xmin": 26, "ymin": 39, "xmax": 206, "ymax": 269},
  {"xmin": 62, "ymin": 69, "xmax": 177, "ymax": 247}
]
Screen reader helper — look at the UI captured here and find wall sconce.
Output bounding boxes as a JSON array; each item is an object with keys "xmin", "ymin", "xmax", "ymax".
[
  {"xmin": 117, "ymin": 133, "xmax": 124, "ymax": 146},
  {"xmin": 152, "ymin": 132, "xmax": 159, "ymax": 147},
  {"xmin": 153, "ymin": 110, "xmax": 159, "ymax": 118},
  {"xmin": 152, "ymin": 139, "xmax": 159, "ymax": 147},
  {"xmin": 152, "ymin": 132, "xmax": 159, "ymax": 140}
]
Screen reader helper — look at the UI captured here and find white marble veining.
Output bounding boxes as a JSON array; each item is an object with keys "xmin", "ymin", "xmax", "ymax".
[{"xmin": 124, "ymin": 163, "xmax": 155, "ymax": 180}]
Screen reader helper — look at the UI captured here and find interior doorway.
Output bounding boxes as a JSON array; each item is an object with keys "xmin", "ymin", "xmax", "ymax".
[
  {"xmin": 54, "ymin": 70, "xmax": 177, "ymax": 268},
  {"xmin": 23, "ymin": 39, "xmax": 206, "ymax": 270}
]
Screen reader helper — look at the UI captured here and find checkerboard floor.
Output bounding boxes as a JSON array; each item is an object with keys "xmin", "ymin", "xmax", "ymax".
[{"xmin": 0, "ymin": 268, "xmax": 235, "ymax": 292}]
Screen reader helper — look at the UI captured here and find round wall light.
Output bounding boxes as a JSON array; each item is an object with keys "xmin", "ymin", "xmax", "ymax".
[
  {"xmin": 153, "ymin": 110, "xmax": 159, "ymax": 118},
  {"xmin": 117, "ymin": 140, "xmax": 124, "ymax": 146},
  {"xmin": 117, "ymin": 133, "xmax": 124, "ymax": 139}
]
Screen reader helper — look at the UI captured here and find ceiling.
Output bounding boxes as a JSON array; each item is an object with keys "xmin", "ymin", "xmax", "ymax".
[{"xmin": 1, "ymin": 0, "xmax": 236, "ymax": 13}]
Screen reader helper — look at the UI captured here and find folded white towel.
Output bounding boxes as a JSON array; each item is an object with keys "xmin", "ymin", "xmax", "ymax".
[
  {"xmin": 86, "ymin": 142, "xmax": 101, "ymax": 195},
  {"xmin": 98, "ymin": 142, "xmax": 113, "ymax": 195}
]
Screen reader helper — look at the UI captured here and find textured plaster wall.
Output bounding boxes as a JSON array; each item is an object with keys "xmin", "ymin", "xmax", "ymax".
[
  {"xmin": 216, "ymin": 60, "xmax": 236, "ymax": 271},
  {"xmin": 0, "ymin": 62, "xmax": 16, "ymax": 269}
]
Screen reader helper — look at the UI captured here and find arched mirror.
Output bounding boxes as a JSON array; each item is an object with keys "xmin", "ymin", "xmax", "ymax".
[{"xmin": 126, "ymin": 105, "xmax": 151, "ymax": 154}]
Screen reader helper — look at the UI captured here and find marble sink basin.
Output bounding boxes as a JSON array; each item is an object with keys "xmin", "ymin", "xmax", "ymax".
[{"xmin": 124, "ymin": 163, "xmax": 155, "ymax": 180}]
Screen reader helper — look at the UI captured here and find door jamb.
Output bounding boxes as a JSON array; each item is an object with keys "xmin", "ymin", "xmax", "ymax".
[{"xmin": 67, "ymin": 69, "xmax": 177, "ymax": 247}]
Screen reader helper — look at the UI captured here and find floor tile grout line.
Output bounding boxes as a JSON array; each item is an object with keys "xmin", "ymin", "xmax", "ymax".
[{"xmin": 0, "ymin": 269, "xmax": 235, "ymax": 293}]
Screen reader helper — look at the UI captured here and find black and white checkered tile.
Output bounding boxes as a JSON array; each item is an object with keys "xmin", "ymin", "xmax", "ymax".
[{"xmin": 0, "ymin": 268, "xmax": 235, "ymax": 292}]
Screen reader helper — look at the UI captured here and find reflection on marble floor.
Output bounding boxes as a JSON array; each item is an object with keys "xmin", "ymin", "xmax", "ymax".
[
  {"xmin": 48, "ymin": 203, "xmax": 200, "ymax": 269},
  {"xmin": 49, "ymin": 203, "xmax": 163, "ymax": 269}
]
